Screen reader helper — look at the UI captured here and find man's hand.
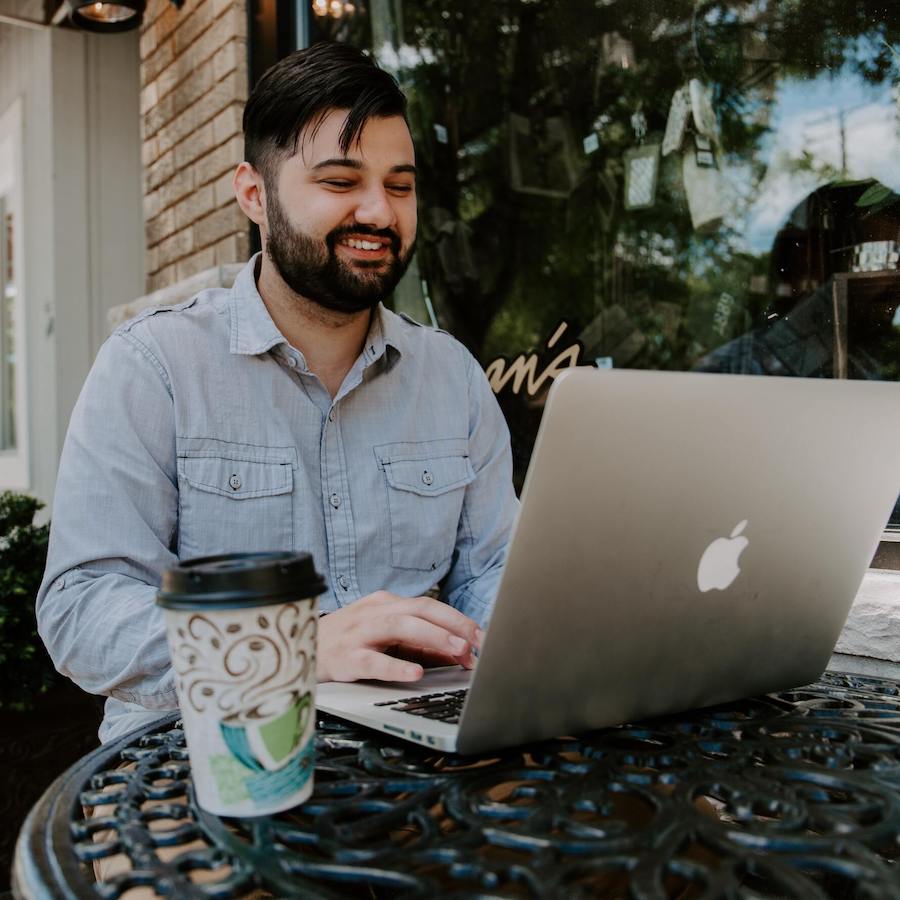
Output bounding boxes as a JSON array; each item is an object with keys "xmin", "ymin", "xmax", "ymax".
[{"xmin": 317, "ymin": 591, "xmax": 485, "ymax": 683}]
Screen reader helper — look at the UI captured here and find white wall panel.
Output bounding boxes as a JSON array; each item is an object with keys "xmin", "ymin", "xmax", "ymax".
[
  {"xmin": 0, "ymin": 23, "xmax": 55, "ymax": 506},
  {"xmin": 0, "ymin": 22, "xmax": 143, "ymax": 509}
]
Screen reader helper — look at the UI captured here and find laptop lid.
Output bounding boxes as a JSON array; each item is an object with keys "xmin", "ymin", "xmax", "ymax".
[{"xmin": 455, "ymin": 368, "xmax": 900, "ymax": 753}]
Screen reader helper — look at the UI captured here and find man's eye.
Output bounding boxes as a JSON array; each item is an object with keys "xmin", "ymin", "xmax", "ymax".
[
  {"xmin": 387, "ymin": 184, "xmax": 414, "ymax": 194},
  {"xmin": 322, "ymin": 179, "xmax": 354, "ymax": 188}
]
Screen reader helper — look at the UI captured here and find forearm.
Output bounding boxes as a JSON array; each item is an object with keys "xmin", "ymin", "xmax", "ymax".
[
  {"xmin": 443, "ymin": 539, "xmax": 507, "ymax": 628},
  {"xmin": 442, "ymin": 355, "xmax": 519, "ymax": 627},
  {"xmin": 36, "ymin": 330, "xmax": 180, "ymax": 709},
  {"xmin": 38, "ymin": 568, "xmax": 176, "ymax": 707}
]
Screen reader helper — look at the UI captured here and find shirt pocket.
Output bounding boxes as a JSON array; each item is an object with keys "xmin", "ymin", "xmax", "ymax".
[
  {"xmin": 177, "ymin": 448, "xmax": 294, "ymax": 559},
  {"xmin": 375, "ymin": 439, "xmax": 475, "ymax": 572}
]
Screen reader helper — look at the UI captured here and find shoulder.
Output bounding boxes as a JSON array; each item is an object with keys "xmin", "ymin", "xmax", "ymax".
[
  {"xmin": 385, "ymin": 307, "xmax": 476, "ymax": 374},
  {"xmin": 102, "ymin": 289, "xmax": 231, "ymax": 390},
  {"xmin": 115, "ymin": 288, "xmax": 230, "ymax": 345}
]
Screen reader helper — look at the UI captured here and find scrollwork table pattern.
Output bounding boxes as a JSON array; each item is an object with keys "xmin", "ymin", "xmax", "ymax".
[{"xmin": 12, "ymin": 671, "xmax": 900, "ymax": 899}]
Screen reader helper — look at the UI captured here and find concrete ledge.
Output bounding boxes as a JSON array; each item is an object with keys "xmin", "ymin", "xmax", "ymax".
[
  {"xmin": 107, "ymin": 264, "xmax": 244, "ymax": 333},
  {"xmin": 827, "ymin": 652, "xmax": 900, "ymax": 681},
  {"xmin": 832, "ymin": 569, "xmax": 900, "ymax": 665}
]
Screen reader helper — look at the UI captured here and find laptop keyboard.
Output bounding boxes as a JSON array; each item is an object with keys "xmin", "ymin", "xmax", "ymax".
[{"xmin": 373, "ymin": 689, "xmax": 468, "ymax": 724}]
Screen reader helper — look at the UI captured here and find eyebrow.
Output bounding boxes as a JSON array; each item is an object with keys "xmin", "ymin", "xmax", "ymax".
[{"xmin": 311, "ymin": 158, "xmax": 417, "ymax": 177}]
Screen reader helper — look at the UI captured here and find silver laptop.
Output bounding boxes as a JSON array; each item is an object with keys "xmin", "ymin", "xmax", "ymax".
[{"xmin": 318, "ymin": 368, "xmax": 900, "ymax": 753}]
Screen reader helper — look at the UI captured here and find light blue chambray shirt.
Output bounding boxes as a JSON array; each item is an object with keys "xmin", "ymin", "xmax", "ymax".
[{"xmin": 37, "ymin": 255, "xmax": 518, "ymax": 742}]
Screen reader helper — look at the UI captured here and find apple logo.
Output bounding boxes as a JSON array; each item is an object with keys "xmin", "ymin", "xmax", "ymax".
[{"xmin": 697, "ymin": 520, "xmax": 749, "ymax": 592}]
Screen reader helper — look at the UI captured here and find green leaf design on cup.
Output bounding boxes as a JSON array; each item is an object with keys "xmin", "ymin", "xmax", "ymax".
[
  {"xmin": 221, "ymin": 689, "xmax": 312, "ymax": 772},
  {"xmin": 260, "ymin": 691, "xmax": 312, "ymax": 763}
]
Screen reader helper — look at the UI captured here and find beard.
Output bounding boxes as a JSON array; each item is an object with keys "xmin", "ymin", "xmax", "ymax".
[{"xmin": 265, "ymin": 188, "xmax": 416, "ymax": 315}]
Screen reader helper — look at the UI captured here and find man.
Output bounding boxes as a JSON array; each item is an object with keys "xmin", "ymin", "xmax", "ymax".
[{"xmin": 36, "ymin": 42, "xmax": 518, "ymax": 742}]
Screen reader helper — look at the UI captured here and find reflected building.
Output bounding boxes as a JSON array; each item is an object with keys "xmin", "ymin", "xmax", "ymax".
[{"xmin": 695, "ymin": 181, "xmax": 900, "ymax": 381}]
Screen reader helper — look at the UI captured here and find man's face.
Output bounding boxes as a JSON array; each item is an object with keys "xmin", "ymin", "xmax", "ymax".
[{"xmin": 264, "ymin": 110, "xmax": 418, "ymax": 314}]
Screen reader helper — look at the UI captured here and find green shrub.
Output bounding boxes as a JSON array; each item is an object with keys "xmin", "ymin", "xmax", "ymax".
[{"xmin": 0, "ymin": 491, "xmax": 56, "ymax": 711}]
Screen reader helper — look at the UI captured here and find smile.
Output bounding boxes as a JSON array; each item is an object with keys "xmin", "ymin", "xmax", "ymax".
[
  {"xmin": 343, "ymin": 238, "xmax": 385, "ymax": 251},
  {"xmin": 337, "ymin": 233, "xmax": 393, "ymax": 251},
  {"xmin": 335, "ymin": 236, "xmax": 395, "ymax": 264}
]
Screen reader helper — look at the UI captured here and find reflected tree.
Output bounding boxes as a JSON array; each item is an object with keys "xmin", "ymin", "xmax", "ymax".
[{"xmin": 371, "ymin": 0, "xmax": 900, "ymax": 490}]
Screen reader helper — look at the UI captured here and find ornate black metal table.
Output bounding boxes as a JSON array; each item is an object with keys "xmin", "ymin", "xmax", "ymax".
[{"xmin": 12, "ymin": 671, "xmax": 900, "ymax": 899}]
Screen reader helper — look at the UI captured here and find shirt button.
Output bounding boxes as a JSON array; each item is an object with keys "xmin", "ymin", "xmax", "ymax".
[
  {"xmin": 339, "ymin": 575, "xmax": 349, "ymax": 590},
  {"xmin": 286, "ymin": 357, "xmax": 297, "ymax": 368},
  {"xmin": 229, "ymin": 474, "xmax": 242, "ymax": 490},
  {"xmin": 422, "ymin": 470, "xmax": 434, "ymax": 486},
  {"xmin": 330, "ymin": 493, "xmax": 341, "ymax": 509}
]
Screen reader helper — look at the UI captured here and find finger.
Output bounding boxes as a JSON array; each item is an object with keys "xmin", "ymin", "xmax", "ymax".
[
  {"xmin": 359, "ymin": 593, "xmax": 486, "ymax": 649},
  {"xmin": 355, "ymin": 650, "xmax": 423, "ymax": 683},
  {"xmin": 387, "ymin": 597, "xmax": 484, "ymax": 647},
  {"xmin": 387, "ymin": 644, "xmax": 470, "ymax": 669},
  {"xmin": 368, "ymin": 614, "xmax": 473, "ymax": 658}
]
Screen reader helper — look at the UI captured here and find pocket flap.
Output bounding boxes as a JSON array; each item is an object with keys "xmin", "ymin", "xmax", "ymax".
[
  {"xmin": 179, "ymin": 456, "xmax": 293, "ymax": 499},
  {"xmin": 382, "ymin": 454, "xmax": 474, "ymax": 497}
]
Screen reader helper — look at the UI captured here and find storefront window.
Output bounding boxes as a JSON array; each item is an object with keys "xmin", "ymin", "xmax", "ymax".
[
  {"xmin": 0, "ymin": 200, "xmax": 16, "ymax": 451},
  {"xmin": 289, "ymin": 1, "xmax": 900, "ymax": 529},
  {"xmin": 0, "ymin": 97, "xmax": 28, "ymax": 488}
]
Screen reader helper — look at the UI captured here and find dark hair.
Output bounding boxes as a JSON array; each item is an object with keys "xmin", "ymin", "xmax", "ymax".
[{"xmin": 243, "ymin": 42, "xmax": 408, "ymax": 183}]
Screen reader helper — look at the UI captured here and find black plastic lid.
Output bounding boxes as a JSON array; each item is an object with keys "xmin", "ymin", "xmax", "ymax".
[{"xmin": 157, "ymin": 552, "xmax": 327, "ymax": 611}]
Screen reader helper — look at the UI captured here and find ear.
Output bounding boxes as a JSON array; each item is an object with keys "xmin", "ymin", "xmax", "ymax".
[{"xmin": 233, "ymin": 162, "xmax": 267, "ymax": 228}]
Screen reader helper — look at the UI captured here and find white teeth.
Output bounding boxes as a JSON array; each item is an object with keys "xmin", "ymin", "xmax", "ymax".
[{"xmin": 345, "ymin": 238, "xmax": 383, "ymax": 251}]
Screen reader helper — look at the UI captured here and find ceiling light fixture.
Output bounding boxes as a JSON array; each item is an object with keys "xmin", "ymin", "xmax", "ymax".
[
  {"xmin": 311, "ymin": 0, "xmax": 358, "ymax": 20},
  {"xmin": 65, "ymin": 0, "xmax": 182, "ymax": 33},
  {"xmin": 68, "ymin": 0, "xmax": 145, "ymax": 32}
]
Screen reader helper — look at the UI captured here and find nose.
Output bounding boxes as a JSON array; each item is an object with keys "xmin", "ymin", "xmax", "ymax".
[{"xmin": 353, "ymin": 184, "xmax": 397, "ymax": 231}]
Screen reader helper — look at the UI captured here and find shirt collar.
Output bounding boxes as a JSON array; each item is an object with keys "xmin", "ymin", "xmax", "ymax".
[
  {"xmin": 229, "ymin": 254, "xmax": 288, "ymax": 356},
  {"xmin": 364, "ymin": 304, "xmax": 407, "ymax": 367},
  {"xmin": 229, "ymin": 252, "xmax": 407, "ymax": 366}
]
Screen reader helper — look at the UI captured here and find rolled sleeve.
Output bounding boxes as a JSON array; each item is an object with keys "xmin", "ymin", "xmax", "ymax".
[
  {"xmin": 36, "ymin": 330, "xmax": 179, "ymax": 709},
  {"xmin": 443, "ymin": 354, "xmax": 519, "ymax": 626}
]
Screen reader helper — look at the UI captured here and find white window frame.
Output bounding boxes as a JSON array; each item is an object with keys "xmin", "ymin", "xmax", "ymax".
[{"xmin": 0, "ymin": 98, "xmax": 30, "ymax": 489}]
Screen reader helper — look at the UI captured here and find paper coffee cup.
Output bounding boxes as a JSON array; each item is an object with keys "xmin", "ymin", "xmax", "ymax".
[{"xmin": 158, "ymin": 552, "xmax": 326, "ymax": 817}]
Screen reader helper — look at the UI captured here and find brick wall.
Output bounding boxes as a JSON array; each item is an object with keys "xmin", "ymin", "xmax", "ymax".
[{"xmin": 139, "ymin": 0, "xmax": 250, "ymax": 292}]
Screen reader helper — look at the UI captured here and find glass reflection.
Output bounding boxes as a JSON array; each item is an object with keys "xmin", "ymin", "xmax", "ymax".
[
  {"xmin": 0, "ymin": 201, "xmax": 16, "ymax": 452},
  {"xmin": 360, "ymin": 0, "xmax": 899, "ymax": 521}
]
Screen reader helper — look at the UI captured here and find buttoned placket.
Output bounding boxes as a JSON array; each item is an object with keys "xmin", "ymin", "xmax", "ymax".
[
  {"xmin": 277, "ymin": 331, "xmax": 388, "ymax": 608},
  {"xmin": 318, "ymin": 350, "xmax": 380, "ymax": 606},
  {"xmin": 277, "ymin": 346, "xmax": 346, "ymax": 604}
]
